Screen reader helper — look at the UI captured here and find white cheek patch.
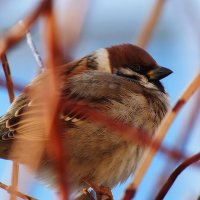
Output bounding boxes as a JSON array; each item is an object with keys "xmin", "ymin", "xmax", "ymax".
[
  {"xmin": 119, "ymin": 68, "xmax": 137, "ymax": 76},
  {"xmin": 140, "ymin": 76, "xmax": 157, "ymax": 89},
  {"xmin": 95, "ymin": 48, "xmax": 112, "ymax": 73}
]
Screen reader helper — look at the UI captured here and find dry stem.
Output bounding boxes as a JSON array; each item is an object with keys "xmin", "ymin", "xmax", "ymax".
[
  {"xmin": 0, "ymin": 0, "xmax": 49, "ymax": 57},
  {"xmin": 0, "ymin": 182, "xmax": 37, "ymax": 200},
  {"xmin": 43, "ymin": 1, "xmax": 69, "ymax": 199},
  {"xmin": 137, "ymin": 0, "xmax": 165, "ymax": 47},
  {"xmin": 155, "ymin": 152, "xmax": 200, "ymax": 200},
  {"xmin": 61, "ymin": 98, "xmax": 184, "ymax": 160},
  {"xmin": 0, "ymin": 54, "xmax": 14, "ymax": 102},
  {"xmin": 0, "ymin": 54, "xmax": 19, "ymax": 200},
  {"xmin": 0, "ymin": 77, "xmax": 24, "ymax": 92},
  {"xmin": 19, "ymin": 21, "xmax": 44, "ymax": 69},
  {"xmin": 152, "ymin": 91, "xmax": 200, "ymax": 198},
  {"xmin": 122, "ymin": 73, "xmax": 200, "ymax": 200}
]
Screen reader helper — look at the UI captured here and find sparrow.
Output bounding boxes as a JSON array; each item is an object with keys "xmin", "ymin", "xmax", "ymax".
[{"xmin": 0, "ymin": 44, "xmax": 172, "ymax": 198}]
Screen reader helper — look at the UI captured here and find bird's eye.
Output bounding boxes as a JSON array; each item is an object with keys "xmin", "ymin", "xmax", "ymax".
[{"xmin": 129, "ymin": 64, "xmax": 141, "ymax": 72}]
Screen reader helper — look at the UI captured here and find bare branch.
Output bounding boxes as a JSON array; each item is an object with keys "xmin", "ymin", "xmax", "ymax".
[
  {"xmin": 0, "ymin": 54, "xmax": 19, "ymax": 200},
  {"xmin": 61, "ymin": 98, "xmax": 185, "ymax": 160},
  {"xmin": 19, "ymin": 21, "xmax": 44, "ymax": 70},
  {"xmin": 122, "ymin": 73, "xmax": 200, "ymax": 200},
  {"xmin": 0, "ymin": 0, "xmax": 49, "ymax": 57},
  {"xmin": 137, "ymin": 0, "xmax": 165, "ymax": 48},
  {"xmin": 0, "ymin": 182, "xmax": 37, "ymax": 200},
  {"xmin": 0, "ymin": 77, "xmax": 24, "ymax": 92},
  {"xmin": 42, "ymin": 1, "xmax": 69, "ymax": 199},
  {"xmin": 155, "ymin": 152, "xmax": 200, "ymax": 200},
  {"xmin": 0, "ymin": 54, "xmax": 14, "ymax": 102},
  {"xmin": 152, "ymin": 91, "xmax": 200, "ymax": 198},
  {"xmin": 10, "ymin": 162, "xmax": 19, "ymax": 200}
]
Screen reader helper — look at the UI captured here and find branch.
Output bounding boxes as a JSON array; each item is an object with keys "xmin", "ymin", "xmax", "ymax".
[
  {"xmin": 0, "ymin": 77, "xmax": 24, "ymax": 92},
  {"xmin": 0, "ymin": 54, "xmax": 19, "ymax": 200},
  {"xmin": 151, "ymin": 91, "xmax": 200, "ymax": 198},
  {"xmin": 61, "ymin": 98, "xmax": 185, "ymax": 161},
  {"xmin": 0, "ymin": 182, "xmax": 37, "ymax": 200},
  {"xmin": 137, "ymin": 0, "xmax": 165, "ymax": 48},
  {"xmin": 0, "ymin": 54, "xmax": 14, "ymax": 102},
  {"xmin": 18, "ymin": 21, "xmax": 44, "ymax": 70},
  {"xmin": 122, "ymin": 73, "xmax": 200, "ymax": 200},
  {"xmin": 155, "ymin": 152, "xmax": 200, "ymax": 200},
  {"xmin": 0, "ymin": 0, "xmax": 49, "ymax": 57},
  {"xmin": 42, "ymin": 1, "xmax": 69, "ymax": 199}
]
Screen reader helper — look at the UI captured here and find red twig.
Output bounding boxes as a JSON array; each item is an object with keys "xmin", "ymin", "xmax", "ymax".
[
  {"xmin": 122, "ymin": 73, "xmax": 200, "ymax": 200},
  {"xmin": 0, "ymin": 54, "xmax": 14, "ymax": 102},
  {"xmin": 43, "ymin": 1, "xmax": 69, "ymax": 199},
  {"xmin": 137, "ymin": 0, "xmax": 165, "ymax": 47},
  {"xmin": 155, "ymin": 152, "xmax": 200, "ymax": 200},
  {"xmin": 151, "ymin": 91, "xmax": 200, "ymax": 200},
  {"xmin": 0, "ymin": 54, "xmax": 19, "ymax": 200},
  {"xmin": 0, "ymin": 0, "xmax": 49, "ymax": 57},
  {"xmin": 61, "ymin": 98, "xmax": 184, "ymax": 160},
  {"xmin": 0, "ymin": 182, "xmax": 37, "ymax": 200},
  {"xmin": 0, "ymin": 77, "xmax": 24, "ymax": 92}
]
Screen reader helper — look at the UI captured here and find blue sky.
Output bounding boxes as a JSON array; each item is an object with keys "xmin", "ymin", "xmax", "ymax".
[{"xmin": 0, "ymin": 0, "xmax": 200, "ymax": 199}]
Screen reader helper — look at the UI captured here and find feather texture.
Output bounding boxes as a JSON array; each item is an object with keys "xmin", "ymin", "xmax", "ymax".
[{"xmin": 0, "ymin": 44, "xmax": 170, "ymax": 195}]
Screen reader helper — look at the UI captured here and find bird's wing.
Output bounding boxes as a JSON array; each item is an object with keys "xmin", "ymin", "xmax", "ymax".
[
  {"xmin": 0, "ymin": 71, "xmax": 143, "ymax": 141},
  {"xmin": 0, "ymin": 94, "xmax": 46, "ymax": 141}
]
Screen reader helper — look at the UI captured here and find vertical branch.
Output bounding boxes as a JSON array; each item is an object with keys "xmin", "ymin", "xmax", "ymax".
[
  {"xmin": 10, "ymin": 163, "xmax": 19, "ymax": 200},
  {"xmin": 42, "ymin": 1, "xmax": 68, "ymax": 199},
  {"xmin": 0, "ymin": 1, "xmax": 51, "ymax": 199},
  {"xmin": 137, "ymin": 0, "xmax": 165, "ymax": 48},
  {"xmin": 0, "ymin": 54, "xmax": 19, "ymax": 200},
  {"xmin": 0, "ymin": 54, "xmax": 14, "ymax": 102}
]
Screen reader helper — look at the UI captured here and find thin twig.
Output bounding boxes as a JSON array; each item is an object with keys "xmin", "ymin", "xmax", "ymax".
[
  {"xmin": 137, "ymin": 0, "xmax": 165, "ymax": 48},
  {"xmin": 0, "ymin": 182, "xmax": 37, "ymax": 200},
  {"xmin": 155, "ymin": 152, "xmax": 200, "ymax": 200},
  {"xmin": 10, "ymin": 162, "xmax": 19, "ymax": 200},
  {"xmin": 0, "ymin": 54, "xmax": 19, "ymax": 200},
  {"xmin": 0, "ymin": 77, "xmax": 24, "ymax": 92},
  {"xmin": 0, "ymin": 54, "xmax": 14, "ymax": 102},
  {"xmin": 152, "ymin": 91, "xmax": 200, "ymax": 198},
  {"xmin": 0, "ymin": 0, "xmax": 49, "ymax": 57},
  {"xmin": 61, "ymin": 98, "xmax": 184, "ymax": 160},
  {"xmin": 43, "ymin": 1, "xmax": 68, "ymax": 199},
  {"xmin": 122, "ymin": 73, "xmax": 200, "ymax": 200},
  {"xmin": 19, "ymin": 21, "xmax": 44, "ymax": 70}
]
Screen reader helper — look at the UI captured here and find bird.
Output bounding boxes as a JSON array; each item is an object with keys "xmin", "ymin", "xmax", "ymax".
[{"xmin": 0, "ymin": 44, "xmax": 172, "ymax": 199}]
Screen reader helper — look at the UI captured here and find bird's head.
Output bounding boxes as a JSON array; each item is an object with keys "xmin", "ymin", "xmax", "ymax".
[{"xmin": 93, "ymin": 44, "xmax": 172, "ymax": 93}]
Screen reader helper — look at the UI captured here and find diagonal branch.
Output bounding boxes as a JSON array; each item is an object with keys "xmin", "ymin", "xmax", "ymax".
[
  {"xmin": 0, "ymin": 77, "xmax": 24, "ymax": 92},
  {"xmin": 61, "ymin": 98, "xmax": 185, "ymax": 161},
  {"xmin": 0, "ymin": 0, "xmax": 49, "ymax": 57},
  {"xmin": 137, "ymin": 0, "xmax": 165, "ymax": 48},
  {"xmin": 19, "ymin": 21, "xmax": 44, "ymax": 70},
  {"xmin": 155, "ymin": 152, "xmax": 200, "ymax": 200},
  {"xmin": 0, "ymin": 182, "xmax": 37, "ymax": 200},
  {"xmin": 122, "ymin": 73, "xmax": 200, "ymax": 200}
]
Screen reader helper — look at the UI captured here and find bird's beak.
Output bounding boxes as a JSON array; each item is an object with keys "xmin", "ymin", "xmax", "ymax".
[{"xmin": 147, "ymin": 67, "xmax": 173, "ymax": 80}]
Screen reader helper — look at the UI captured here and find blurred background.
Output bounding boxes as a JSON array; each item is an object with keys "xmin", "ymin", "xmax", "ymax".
[{"xmin": 0, "ymin": 0, "xmax": 200, "ymax": 199}]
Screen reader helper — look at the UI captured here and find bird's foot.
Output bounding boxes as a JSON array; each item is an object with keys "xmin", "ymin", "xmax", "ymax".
[{"xmin": 82, "ymin": 178, "xmax": 113, "ymax": 200}]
